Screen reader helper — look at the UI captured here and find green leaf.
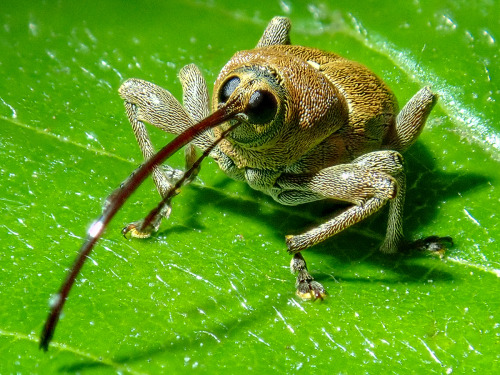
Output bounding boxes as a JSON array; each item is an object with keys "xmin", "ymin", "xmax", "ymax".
[{"xmin": 1, "ymin": 0, "xmax": 498, "ymax": 373}]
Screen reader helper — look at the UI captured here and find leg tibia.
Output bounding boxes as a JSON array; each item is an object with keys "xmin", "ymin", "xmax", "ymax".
[
  {"xmin": 286, "ymin": 196, "xmax": 386, "ymax": 252},
  {"xmin": 257, "ymin": 16, "xmax": 291, "ymax": 47},
  {"xmin": 386, "ymin": 86, "xmax": 437, "ymax": 153},
  {"xmin": 282, "ymin": 151, "xmax": 406, "ymax": 253},
  {"xmin": 119, "ymin": 78, "xmax": 194, "ymax": 135}
]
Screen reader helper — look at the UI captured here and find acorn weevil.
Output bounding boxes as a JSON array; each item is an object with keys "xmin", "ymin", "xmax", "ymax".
[{"xmin": 40, "ymin": 16, "xmax": 452, "ymax": 351}]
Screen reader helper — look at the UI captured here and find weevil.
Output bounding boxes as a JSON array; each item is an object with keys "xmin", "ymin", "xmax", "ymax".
[{"xmin": 40, "ymin": 16, "xmax": 452, "ymax": 350}]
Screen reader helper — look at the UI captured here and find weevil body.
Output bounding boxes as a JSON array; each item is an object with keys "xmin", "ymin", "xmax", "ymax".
[
  {"xmin": 118, "ymin": 17, "xmax": 449, "ymax": 298},
  {"xmin": 40, "ymin": 17, "xmax": 453, "ymax": 350}
]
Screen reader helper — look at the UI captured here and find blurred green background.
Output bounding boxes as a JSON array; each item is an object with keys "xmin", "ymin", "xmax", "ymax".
[{"xmin": 1, "ymin": 0, "xmax": 498, "ymax": 373}]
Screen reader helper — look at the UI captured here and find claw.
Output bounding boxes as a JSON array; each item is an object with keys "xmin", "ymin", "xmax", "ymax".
[
  {"xmin": 408, "ymin": 235, "xmax": 453, "ymax": 259},
  {"xmin": 122, "ymin": 202, "xmax": 172, "ymax": 239},
  {"xmin": 122, "ymin": 221, "xmax": 154, "ymax": 239},
  {"xmin": 296, "ymin": 280, "xmax": 327, "ymax": 301},
  {"xmin": 291, "ymin": 252, "xmax": 327, "ymax": 300}
]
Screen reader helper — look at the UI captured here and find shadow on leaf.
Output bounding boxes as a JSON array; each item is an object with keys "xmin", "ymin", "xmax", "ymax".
[
  {"xmin": 59, "ymin": 140, "xmax": 488, "ymax": 373},
  {"xmin": 157, "ymin": 140, "xmax": 487, "ymax": 285}
]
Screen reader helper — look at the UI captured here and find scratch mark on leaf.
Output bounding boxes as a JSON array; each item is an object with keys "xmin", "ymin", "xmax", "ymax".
[
  {"xmin": 273, "ymin": 306, "xmax": 295, "ymax": 333},
  {"xmin": 196, "ymin": 330, "xmax": 221, "ymax": 343},
  {"xmin": 463, "ymin": 208, "xmax": 481, "ymax": 226},
  {"xmin": 164, "ymin": 262, "xmax": 221, "ymax": 291},
  {"xmin": 322, "ymin": 327, "xmax": 347, "ymax": 352},
  {"xmin": 248, "ymin": 331, "xmax": 270, "ymax": 347},
  {"xmin": 418, "ymin": 337, "xmax": 443, "ymax": 365}
]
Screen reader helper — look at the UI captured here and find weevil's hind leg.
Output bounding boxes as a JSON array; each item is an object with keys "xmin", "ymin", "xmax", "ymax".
[
  {"xmin": 385, "ymin": 86, "xmax": 437, "ymax": 153},
  {"xmin": 179, "ymin": 64, "xmax": 210, "ymax": 123},
  {"xmin": 382, "ymin": 88, "xmax": 452, "ymax": 255},
  {"xmin": 406, "ymin": 236, "xmax": 453, "ymax": 258},
  {"xmin": 119, "ymin": 66, "xmax": 211, "ymax": 238},
  {"xmin": 256, "ymin": 16, "xmax": 291, "ymax": 47},
  {"xmin": 290, "ymin": 252, "xmax": 327, "ymax": 300}
]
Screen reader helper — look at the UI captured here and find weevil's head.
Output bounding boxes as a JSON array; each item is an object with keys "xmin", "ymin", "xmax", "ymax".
[
  {"xmin": 215, "ymin": 66, "xmax": 283, "ymax": 148},
  {"xmin": 212, "ymin": 46, "xmax": 347, "ymax": 170}
]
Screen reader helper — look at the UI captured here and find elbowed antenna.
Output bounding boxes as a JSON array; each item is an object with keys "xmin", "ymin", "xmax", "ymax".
[{"xmin": 39, "ymin": 104, "xmax": 243, "ymax": 351}]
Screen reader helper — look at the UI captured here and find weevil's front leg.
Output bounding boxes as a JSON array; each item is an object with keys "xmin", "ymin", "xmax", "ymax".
[
  {"xmin": 118, "ymin": 65, "xmax": 211, "ymax": 237},
  {"xmin": 278, "ymin": 151, "xmax": 404, "ymax": 299},
  {"xmin": 282, "ymin": 151, "xmax": 404, "ymax": 252}
]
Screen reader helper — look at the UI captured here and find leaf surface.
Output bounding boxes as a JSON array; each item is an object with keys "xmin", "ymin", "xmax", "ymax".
[{"xmin": 1, "ymin": 0, "xmax": 498, "ymax": 373}]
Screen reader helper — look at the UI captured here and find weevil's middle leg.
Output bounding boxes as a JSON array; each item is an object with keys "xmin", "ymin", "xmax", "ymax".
[
  {"xmin": 178, "ymin": 64, "xmax": 212, "ymax": 184},
  {"xmin": 119, "ymin": 65, "xmax": 211, "ymax": 238}
]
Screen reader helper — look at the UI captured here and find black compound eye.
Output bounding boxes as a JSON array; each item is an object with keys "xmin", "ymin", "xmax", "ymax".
[
  {"xmin": 246, "ymin": 90, "xmax": 278, "ymax": 124},
  {"xmin": 219, "ymin": 76, "xmax": 240, "ymax": 103}
]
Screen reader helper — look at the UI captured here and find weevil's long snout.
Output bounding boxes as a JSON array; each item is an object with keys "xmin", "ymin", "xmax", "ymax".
[{"xmin": 39, "ymin": 101, "xmax": 245, "ymax": 352}]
